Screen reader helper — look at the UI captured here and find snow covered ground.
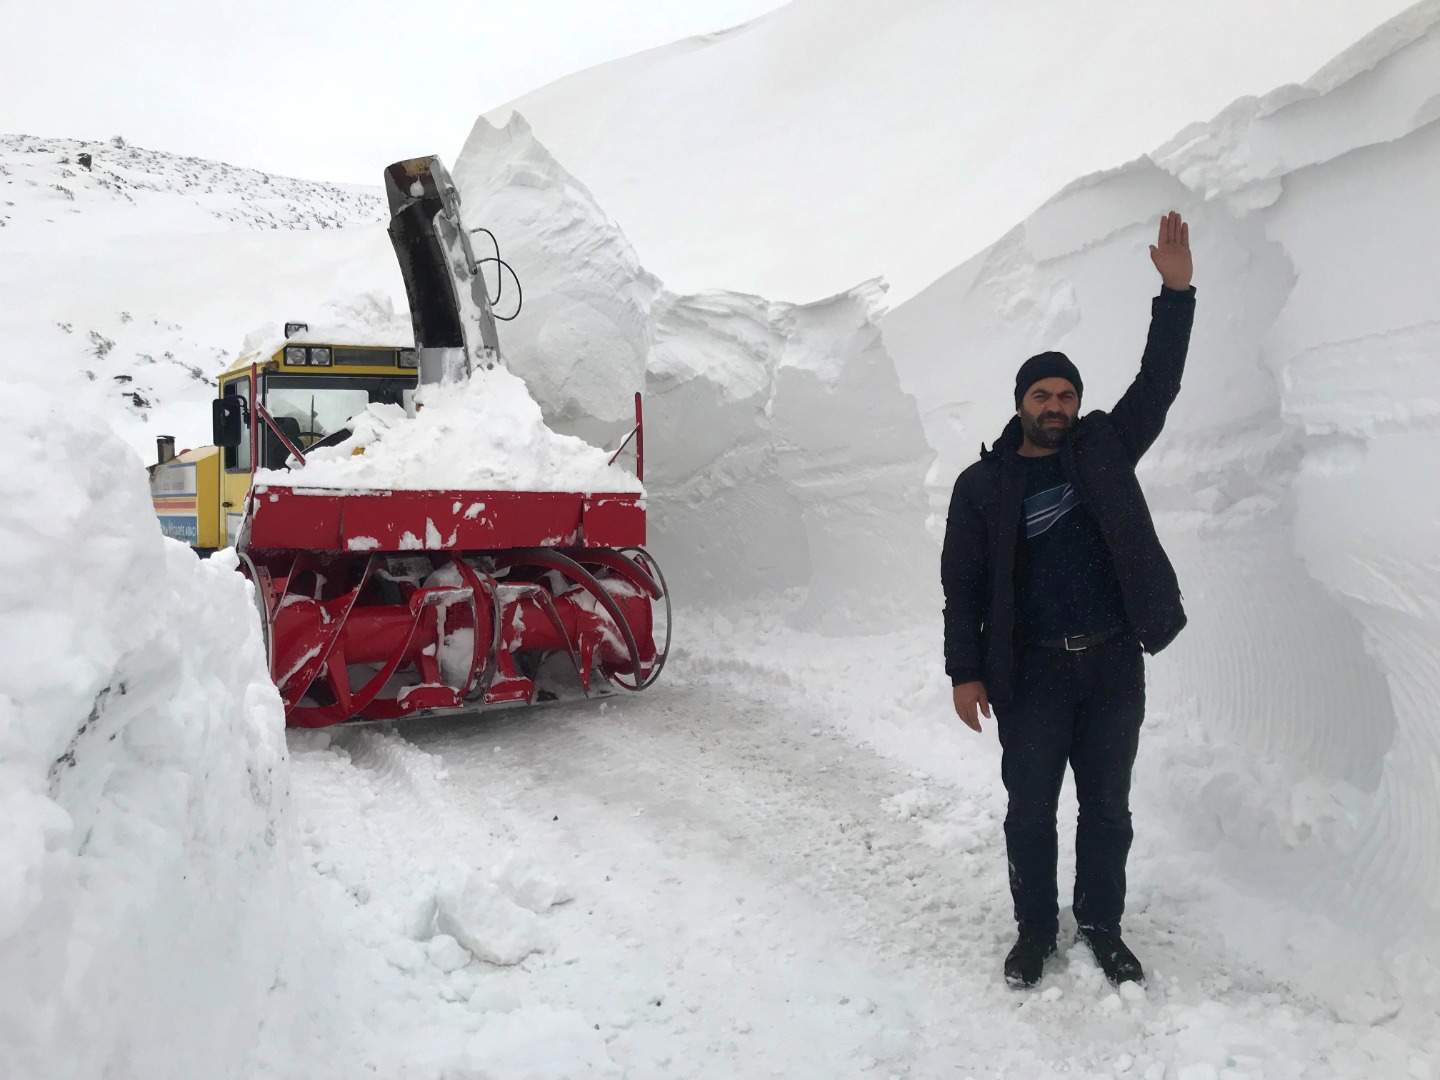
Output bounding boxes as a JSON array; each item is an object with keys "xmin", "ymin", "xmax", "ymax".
[
  {"xmin": 281, "ymin": 622, "xmax": 1440, "ymax": 1078},
  {"xmin": 4, "ymin": 1, "xmax": 1440, "ymax": 1077}
]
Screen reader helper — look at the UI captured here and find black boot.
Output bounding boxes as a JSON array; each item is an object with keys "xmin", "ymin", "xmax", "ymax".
[
  {"xmin": 1078, "ymin": 926, "xmax": 1144, "ymax": 985},
  {"xmin": 1004, "ymin": 927, "xmax": 1057, "ymax": 989}
]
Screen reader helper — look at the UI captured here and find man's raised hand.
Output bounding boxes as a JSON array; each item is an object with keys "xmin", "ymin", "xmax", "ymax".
[
  {"xmin": 952, "ymin": 680, "xmax": 991, "ymax": 733},
  {"xmin": 1149, "ymin": 211, "xmax": 1192, "ymax": 291}
]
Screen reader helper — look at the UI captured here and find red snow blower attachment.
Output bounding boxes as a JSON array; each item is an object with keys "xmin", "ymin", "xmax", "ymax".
[{"xmin": 231, "ymin": 156, "xmax": 668, "ymax": 727}]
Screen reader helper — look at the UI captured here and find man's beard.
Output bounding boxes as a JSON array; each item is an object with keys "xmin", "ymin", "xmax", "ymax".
[{"xmin": 1020, "ymin": 408, "xmax": 1075, "ymax": 449}]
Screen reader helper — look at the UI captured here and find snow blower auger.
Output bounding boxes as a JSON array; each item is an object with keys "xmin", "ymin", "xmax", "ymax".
[{"xmin": 220, "ymin": 157, "xmax": 669, "ymax": 727}]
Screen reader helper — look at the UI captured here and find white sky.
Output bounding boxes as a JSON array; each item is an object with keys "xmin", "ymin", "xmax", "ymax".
[{"xmin": 0, "ymin": 0, "xmax": 784, "ymax": 184}]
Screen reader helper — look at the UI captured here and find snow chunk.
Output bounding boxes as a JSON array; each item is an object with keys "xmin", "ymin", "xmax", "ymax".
[
  {"xmin": 492, "ymin": 854, "xmax": 573, "ymax": 912},
  {"xmin": 434, "ymin": 865, "xmax": 551, "ymax": 966},
  {"xmin": 883, "ymin": 787, "xmax": 948, "ymax": 821},
  {"xmin": 425, "ymin": 933, "xmax": 472, "ymax": 974}
]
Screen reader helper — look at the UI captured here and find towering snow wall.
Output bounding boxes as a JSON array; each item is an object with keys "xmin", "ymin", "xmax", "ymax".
[
  {"xmin": 0, "ymin": 388, "xmax": 292, "ymax": 1078},
  {"xmin": 455, "ymin": 116, "xmax": 936, "ymax": 631},
  {"xmin": 883, "ymin": 2, "xmax": 1440, "ymax": 935},
  {"xmin": 487, "ymin": 0, "xmax": 1415, "ymax": 302}
]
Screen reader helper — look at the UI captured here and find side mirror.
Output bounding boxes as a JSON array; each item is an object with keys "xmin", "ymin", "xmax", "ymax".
[{"xmin": 213, "ymin": 397, "xmax": 245, "ymax": 448}]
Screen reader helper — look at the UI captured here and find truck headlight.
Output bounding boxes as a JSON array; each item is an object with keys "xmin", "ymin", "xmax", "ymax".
[
  {"xmin": 285, "ymin": 346, "xmax": 306, "ymax": 366},
  {"xmin": 398, "ymin": 348, "xmax": 417, "ymax": 368},
  {"xmin": 310, "ymin": 347, "xmax": 332, "ymax": 366}
]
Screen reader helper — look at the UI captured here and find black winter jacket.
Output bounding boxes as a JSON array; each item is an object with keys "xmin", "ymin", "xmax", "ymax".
[{"xmin": 941, "ymin": 286, "xmax": 1196, "ymax": 704}]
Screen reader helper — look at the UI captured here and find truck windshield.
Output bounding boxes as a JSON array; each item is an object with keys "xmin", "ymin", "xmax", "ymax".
[{"xmin": 261, "ymin": 373, "xmax": 417, "ymax": 464}]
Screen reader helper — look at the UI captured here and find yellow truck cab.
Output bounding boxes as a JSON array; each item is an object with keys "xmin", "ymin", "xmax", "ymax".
[{"xmin": 149, "ymin": 326, "xmax": 418, "ymax": 555}]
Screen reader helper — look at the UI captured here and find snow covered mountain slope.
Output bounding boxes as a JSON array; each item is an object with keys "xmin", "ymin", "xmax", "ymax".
[
  {"xmin": 884, "ymin": 0, "xmax": 1440, "ymax": 938},
  {"xmin": 482, "ymin": 0, "xmax": 1416, "ymax": 303},
  {"xmin": 0, "ymin": 135, "xmax": 395, "ymax": 460},
  {"xmin": 0, "ymin": 134, "xmax": 382, "ymax": 241}
]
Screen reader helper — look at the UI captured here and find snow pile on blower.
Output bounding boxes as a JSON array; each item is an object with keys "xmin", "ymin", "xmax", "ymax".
[{"xmin": 276, "ymin": 364, "xmax": 642, "ymax": 493}]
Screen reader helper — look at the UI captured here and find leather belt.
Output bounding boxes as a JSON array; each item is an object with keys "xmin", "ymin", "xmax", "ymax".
[{"xmin": 1032, "ymin": 627, "xmax": 1124, "ymax": 652}]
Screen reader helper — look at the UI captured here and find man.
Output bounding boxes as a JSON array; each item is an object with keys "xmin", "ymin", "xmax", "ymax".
[{"xmin": 941, "ymin": 212, "xmax": 1195, "ymax": 989}]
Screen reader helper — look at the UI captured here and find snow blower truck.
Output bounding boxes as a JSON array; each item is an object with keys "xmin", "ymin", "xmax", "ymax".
[{"xmin": 148, "ymin": 156, "xmax": 669, "ymax": 727}]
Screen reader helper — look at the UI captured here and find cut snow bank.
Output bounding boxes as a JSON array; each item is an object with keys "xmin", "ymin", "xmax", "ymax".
[
  {"xmin": 455, "ymin": 117, "xmax": 658, "ymax": 429},
  {"xmin": 884, "ymin": 0, "xmax": 1440, "ymax": 940},
  {"xmin": 645, "ymin": 282, "xmax": 936, "ymax": 630},
  {"xmin": 486, "ymin": 0, "xmax": 1414, "ymax": 302},
  {"xmin": 0, "ymin": 385, "xmax": 290, "ymax": 1079},
  {"xmin": 454, "ymin": 116, "xmax": 936, "ymax": 631}
]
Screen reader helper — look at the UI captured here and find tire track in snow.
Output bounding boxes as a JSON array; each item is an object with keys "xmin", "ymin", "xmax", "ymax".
[
  {"xmin": 392, "ymin": 681, "xmax": 1437, "ymax": 1079},
  {"xmin": 403, "ymin": 690, "xmax": 999, "ymax": 1076}
]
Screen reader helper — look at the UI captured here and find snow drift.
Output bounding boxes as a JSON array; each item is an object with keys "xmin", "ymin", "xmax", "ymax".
[
  {"xmin": 884, "ymin": 1, "xmax": 1440, "ymax": 937},
  {"xmin": 0, "ymin": 386, "xmax": 289, "ymax": 1079}
]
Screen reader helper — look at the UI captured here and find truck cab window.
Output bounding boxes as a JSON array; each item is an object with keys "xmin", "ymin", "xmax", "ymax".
[{"xmin": 261, "ymin": 374, "xmax": 418, "ymax": 465}]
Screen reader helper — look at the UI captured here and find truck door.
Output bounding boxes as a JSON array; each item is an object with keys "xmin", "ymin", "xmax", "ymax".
[{"xmin": 218, "ymin": 376, "xmax": 253, "ymax": 547}]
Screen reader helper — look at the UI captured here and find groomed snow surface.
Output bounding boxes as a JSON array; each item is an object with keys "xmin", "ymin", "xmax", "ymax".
[{"xmin": 4, "ymin": 1, "xmax": 1440, "ymax": 1077}]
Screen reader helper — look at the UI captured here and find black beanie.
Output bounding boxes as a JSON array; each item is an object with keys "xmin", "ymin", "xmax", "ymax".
[{"xmin": 1014, "ymin": 351, "xmax": 1083, "ymax": 408}]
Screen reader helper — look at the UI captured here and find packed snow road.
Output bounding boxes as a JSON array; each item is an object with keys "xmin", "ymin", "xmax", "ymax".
[{"xmin": 291, "ymin": 646, "xmax": 1436, "ymax": 1080}]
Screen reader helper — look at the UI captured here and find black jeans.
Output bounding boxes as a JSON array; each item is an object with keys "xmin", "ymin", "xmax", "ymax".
[{"xmin": 994, "ymin": 635, "xmax": 1145, "ymax": 936}]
